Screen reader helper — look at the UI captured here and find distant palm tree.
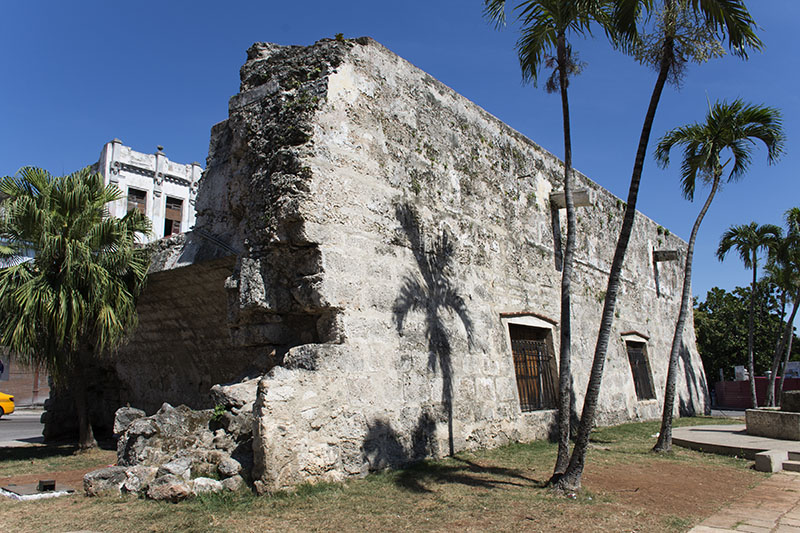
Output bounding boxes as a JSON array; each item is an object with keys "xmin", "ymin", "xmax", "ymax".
[
  {"xmin": 0, "ymin": 167, "xmax": 151, "ymax": 449},
  {"xmin": 766, "ymin": 209, "xmax": 800, "ymax": 405},
  {"xmin": 717, "ymin": 222, "xmax": 781, "ymax": 407},
  {"xmin": 651, "ymin": 99, "xmax": 784, "ymax": 452},
  {"xmin": 484, "ymin": 0, "xmax": 630, "ymax": 479}
]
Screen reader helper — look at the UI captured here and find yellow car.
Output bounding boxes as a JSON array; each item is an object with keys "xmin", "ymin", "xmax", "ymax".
[{"xmin": 0, "ymin": 392, "xmax": 14, "ymax": 417}]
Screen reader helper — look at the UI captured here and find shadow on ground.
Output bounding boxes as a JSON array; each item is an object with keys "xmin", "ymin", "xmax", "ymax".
[
  {"xmin": 0, "ymin": 440, "xmax": 115, "ymax": 463},
  {"xmin": 391, "ymin": 456, "xmax": 545, "ymax": 494}
]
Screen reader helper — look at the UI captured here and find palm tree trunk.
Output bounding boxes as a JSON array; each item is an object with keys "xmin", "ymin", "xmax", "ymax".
[
  {"xmin": 653, "ymin": 175, "xmax": 720, "ymax": 452},
  {"xmin": 553, "ymin": 31, "xmax": 577, "ymax": 477},
  {"xmin": 767, "ymin": 291, "xmax": 789, "ymax": 406},
  {"xmin": 778, "ymin": 294, "xmax": 800, "ymax": 400},
  {"xmin": 552, "ymin": 34, "xmax": 674, "ymax": 492},
  {"xmin": 747, "ymin": 251, "xmax": 759, "ymax": 408},
  {"xmin": 72, "ymin": 362, "xmax": 97, "ymax": 450}
]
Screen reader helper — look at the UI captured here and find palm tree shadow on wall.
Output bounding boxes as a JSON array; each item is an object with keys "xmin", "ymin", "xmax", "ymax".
[
  {"xmin": 392, "ymin": 203, "xmax": 474, "ymax": 456},
  {"xmin": 679, "ymin": 341, "xmax": 711, "ymax": 416}
]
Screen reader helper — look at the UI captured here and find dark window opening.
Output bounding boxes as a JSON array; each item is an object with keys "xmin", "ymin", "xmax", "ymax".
[
  {"xmin": 508, "ymin": 324, "xmax": 557, "ymax": 411},
  {"xmin": 164, "ymin": 196, "xmax": 183, "ymax": 237},
  {"xmin": 127, "ymin": 188, "xmax": 146, "ymax": 215},
  {"xmin": 626, "ymin": 341, "xmax": 656, "ymax": 400}
]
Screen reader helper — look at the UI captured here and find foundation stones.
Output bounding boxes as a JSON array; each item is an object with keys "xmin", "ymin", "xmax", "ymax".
[
  {"xmin": 146, "ymin": 474, "xmax": 192, "ymax": 503},
  {"xmin": 84, "ymin": 466, "xmax": 129, "ymax": 497},
  {"xmin": 83, "ymin": 404, "xmax": 253, "ymax": 498},
  {"xmin": 191, "ymin": 477, "xmax": 225, "ymax": 495}
]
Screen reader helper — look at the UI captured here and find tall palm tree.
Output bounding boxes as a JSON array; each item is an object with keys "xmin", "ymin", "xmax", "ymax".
[
  {"xmin": 0, "ymin": 167, "xmax": 151, "ymax": 449},
  {"xmin": 650, "ymin": 99, "xmax": 784, "ymax": 452},
  {"xmin": 766, "ymin": 209, "xmax": 800, "ymax": 405},
  {"xmin": 717, "ymin": 222, "xmax": 781, "ymax": 407},
  {"xmin": 484, "ymin": 0, "xmax": 626, "ymax": 478},
  {"xmin": 557, "ymin": 0, "xmax": 761, "ymax": 492}
]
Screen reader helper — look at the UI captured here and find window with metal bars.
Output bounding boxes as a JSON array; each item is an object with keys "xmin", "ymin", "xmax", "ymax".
[
  {"xmin": 626, "ymin": 341, "xmax": 656, "ymax": 400},
  {"xmin": 508, "ymin": 324, "xmax": 557, "ymax": 411}
]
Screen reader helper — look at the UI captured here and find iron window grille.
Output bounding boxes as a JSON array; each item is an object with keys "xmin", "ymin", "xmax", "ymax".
[
  {"xmin": 626, "ymin": 341, "xmax": 656, "ymax": 400},
  {"xmin": 508, "ymin": 324, "xmax": 558, "ymax": 411}
]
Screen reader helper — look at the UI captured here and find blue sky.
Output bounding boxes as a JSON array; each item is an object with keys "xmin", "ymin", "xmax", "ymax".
[{"xmin": 0, "ymin": 1, "xmax": 796, "ymax": 302}]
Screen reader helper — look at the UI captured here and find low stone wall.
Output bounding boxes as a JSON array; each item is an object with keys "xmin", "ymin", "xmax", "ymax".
[{"xmin": 746, "ymin": 409, "xmax": 800, "ymax": 440}]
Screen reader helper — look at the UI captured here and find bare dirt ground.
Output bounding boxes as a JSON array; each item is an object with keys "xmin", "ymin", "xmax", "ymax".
[
  {"xmin": 0, "ymin": 419, "xmax": 764, "ymax": 533},
  {"xmin": 0, "ymin": 446, "xmax": 761, "ymax": 533}
]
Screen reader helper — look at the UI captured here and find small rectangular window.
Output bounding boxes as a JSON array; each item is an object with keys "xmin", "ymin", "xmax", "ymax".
[
  {"xmin": 127, "ymin": 188, "xmax": 147, "ymax": 215},
  {"xmin": 508, "ymin": 324, "xmax": 558, "ymax": 411},
  {"xmin": 164, "ymin": 196, "xmax": 183, "ymax": 237},
  {"xmin": 626, "ymin": 341, "xmax": 656, "ymax": 400}
]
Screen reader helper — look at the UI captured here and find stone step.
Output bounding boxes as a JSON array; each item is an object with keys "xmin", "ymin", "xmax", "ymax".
[
  {"xmin": 782, "ymin": 460, "xmax": 800, "ymax": 472},
  {"xmin": 788, "ymin": 451, "xmax": 800, "ymax": 461},
  {"xmin": 756, "ymin": 450, "xmax": 788, "ymax": 472}
]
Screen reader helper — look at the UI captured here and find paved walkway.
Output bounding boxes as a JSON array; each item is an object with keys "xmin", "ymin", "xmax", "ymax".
[
  {"xmin": 673, "ymin": 424, "xmax": 800, "ymax": 460},
  {"xmin": 690, "ymin": 472, "xmax": 800, "ymax": 532}
]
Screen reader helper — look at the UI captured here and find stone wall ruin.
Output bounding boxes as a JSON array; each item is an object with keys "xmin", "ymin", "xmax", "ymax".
[{"xmin": 59, "ymin": 37, "xmax": 709, "ymax": 492}]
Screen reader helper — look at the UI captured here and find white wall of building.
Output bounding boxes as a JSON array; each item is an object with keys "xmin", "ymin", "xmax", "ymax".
[{"xmin": 94, "ymin": 139, "xmax": 203, "ymax": 242}]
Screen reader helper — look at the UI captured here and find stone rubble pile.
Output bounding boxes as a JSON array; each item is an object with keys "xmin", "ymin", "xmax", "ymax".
[{"xmin": 84, "ymin": 382, "xmax": 257, "ymax": 501}]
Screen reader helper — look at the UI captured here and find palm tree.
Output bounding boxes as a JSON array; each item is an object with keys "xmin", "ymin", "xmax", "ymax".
[
  {"xmin": 557, "ymin": 0, "xmax": 761, "ymax": 491},
  {"xmin": 484, "ymin": 0, "xmax": 627, "ymax": 478},
  {"xmin": 765, "ymin": 209, "xmax": 800, "ymax": 405},
  {"xmin": 650, "ymin": 99, "xmax": 784, "ymax": 452},
  {"xmin": 0, "ymin": 166, "xmax": 151, "ymax": 449},
  {"xmin": 717, "ymin": 222, "xmax": 781, "ymax": 407}
]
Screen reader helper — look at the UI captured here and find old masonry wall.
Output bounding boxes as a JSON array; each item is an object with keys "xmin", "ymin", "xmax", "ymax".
[
  {"xmin": 195, "ymin": 37, "xmax": 709, "ymax": 492},
  {"xmin": 45, "ymin": 37, "xmax": 709, "ymax": 487}
]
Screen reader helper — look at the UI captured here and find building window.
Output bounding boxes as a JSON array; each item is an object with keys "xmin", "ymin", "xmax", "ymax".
[
  {"xmin": 127, "ymin": 188, "xmax": 147, "ymax": 215},
  {"xmin": 164, "ymin": 196, "xmax": 183, "ymax": 237},
  {"xmin": 508, "ymin": 323, "xmax": 558, "ymax": 411},
  {"xmin": 626, "ymin": 341, "xmax": 656, "ymax": 400}
]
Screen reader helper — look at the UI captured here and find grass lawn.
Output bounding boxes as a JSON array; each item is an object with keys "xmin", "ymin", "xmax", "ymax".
[{"xmin": 0, "ymin": 416, "xmax": 761, "ymax": 532}]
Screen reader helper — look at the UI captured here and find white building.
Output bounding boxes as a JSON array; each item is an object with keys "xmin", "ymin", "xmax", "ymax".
[{"xmin": 94, "ymin": 139, "xmax": 203, "ymax": 242}]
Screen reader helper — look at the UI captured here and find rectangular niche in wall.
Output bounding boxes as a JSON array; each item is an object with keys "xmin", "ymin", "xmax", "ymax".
[
  {"xmin": 626, "ymin": 340, "xmax": 656, "ymax": 401},
  {"xmin": 508, "ymin": 323, "xmax": 557, "ymax": 411}
]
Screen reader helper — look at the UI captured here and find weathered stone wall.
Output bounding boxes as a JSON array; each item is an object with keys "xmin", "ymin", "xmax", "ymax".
[
  {"xmin": 47, "ymin": 37, "xmax": 708, "ymax": 484},
  {"xmin": 42, "ymin": 233, "xmax": 274, "ymax": 439},
  {"xmin": 194, "ymin": 37, "xmax": 709, "ymax": 492}
]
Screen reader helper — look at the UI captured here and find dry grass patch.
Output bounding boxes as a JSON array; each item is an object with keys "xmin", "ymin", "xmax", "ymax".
[{"xmin": 0, "ymin": 416, "xmax": 762, "ymax": 533}]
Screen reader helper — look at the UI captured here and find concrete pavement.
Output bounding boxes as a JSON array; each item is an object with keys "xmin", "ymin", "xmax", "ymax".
[
  {"xmin": 690, "ymin": 472, "xmax": 800, "ymax": 532},
  {"xmin": 673, "ymin": 424, "xmax": 800, "ymax": 460}
]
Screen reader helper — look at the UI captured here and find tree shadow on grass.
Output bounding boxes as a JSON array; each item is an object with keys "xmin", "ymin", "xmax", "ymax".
[
  {"xmin": 0, "ymin": 440, "xmax": 115, "ymax": 464},
  {"xmin": 393, "ymin": 456, "xmax": 545, "ymax": 494}
]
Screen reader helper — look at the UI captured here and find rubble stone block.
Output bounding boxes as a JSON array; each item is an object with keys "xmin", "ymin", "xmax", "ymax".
[
  {"xmin": 113, "ymin": 407, "xmax": 146, "ymax": 434},
  {"xmin": 121, "ymin": 465, "xmax": 158, "ymax": 494},
  {"xmin": 146, "ymin": 474, "xmax": 191, "ymax": 502},
  {"xmin": 84, "ymin": 466, "xmax": 128, "ymax": 497},
  {"xmin": 191, "ymin": 477, "xmax": 225, "ymax": 495},
  {"xmin": 221, "ymin": 475, "xmax": 244, "ymax": 492},
  {"xmin": 157, "ymin": 457, "xmax": 193, "ymax": 481},
  {"xmin": 218, "ymin": 456, "xmax": 242, "ymax": 478}
]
